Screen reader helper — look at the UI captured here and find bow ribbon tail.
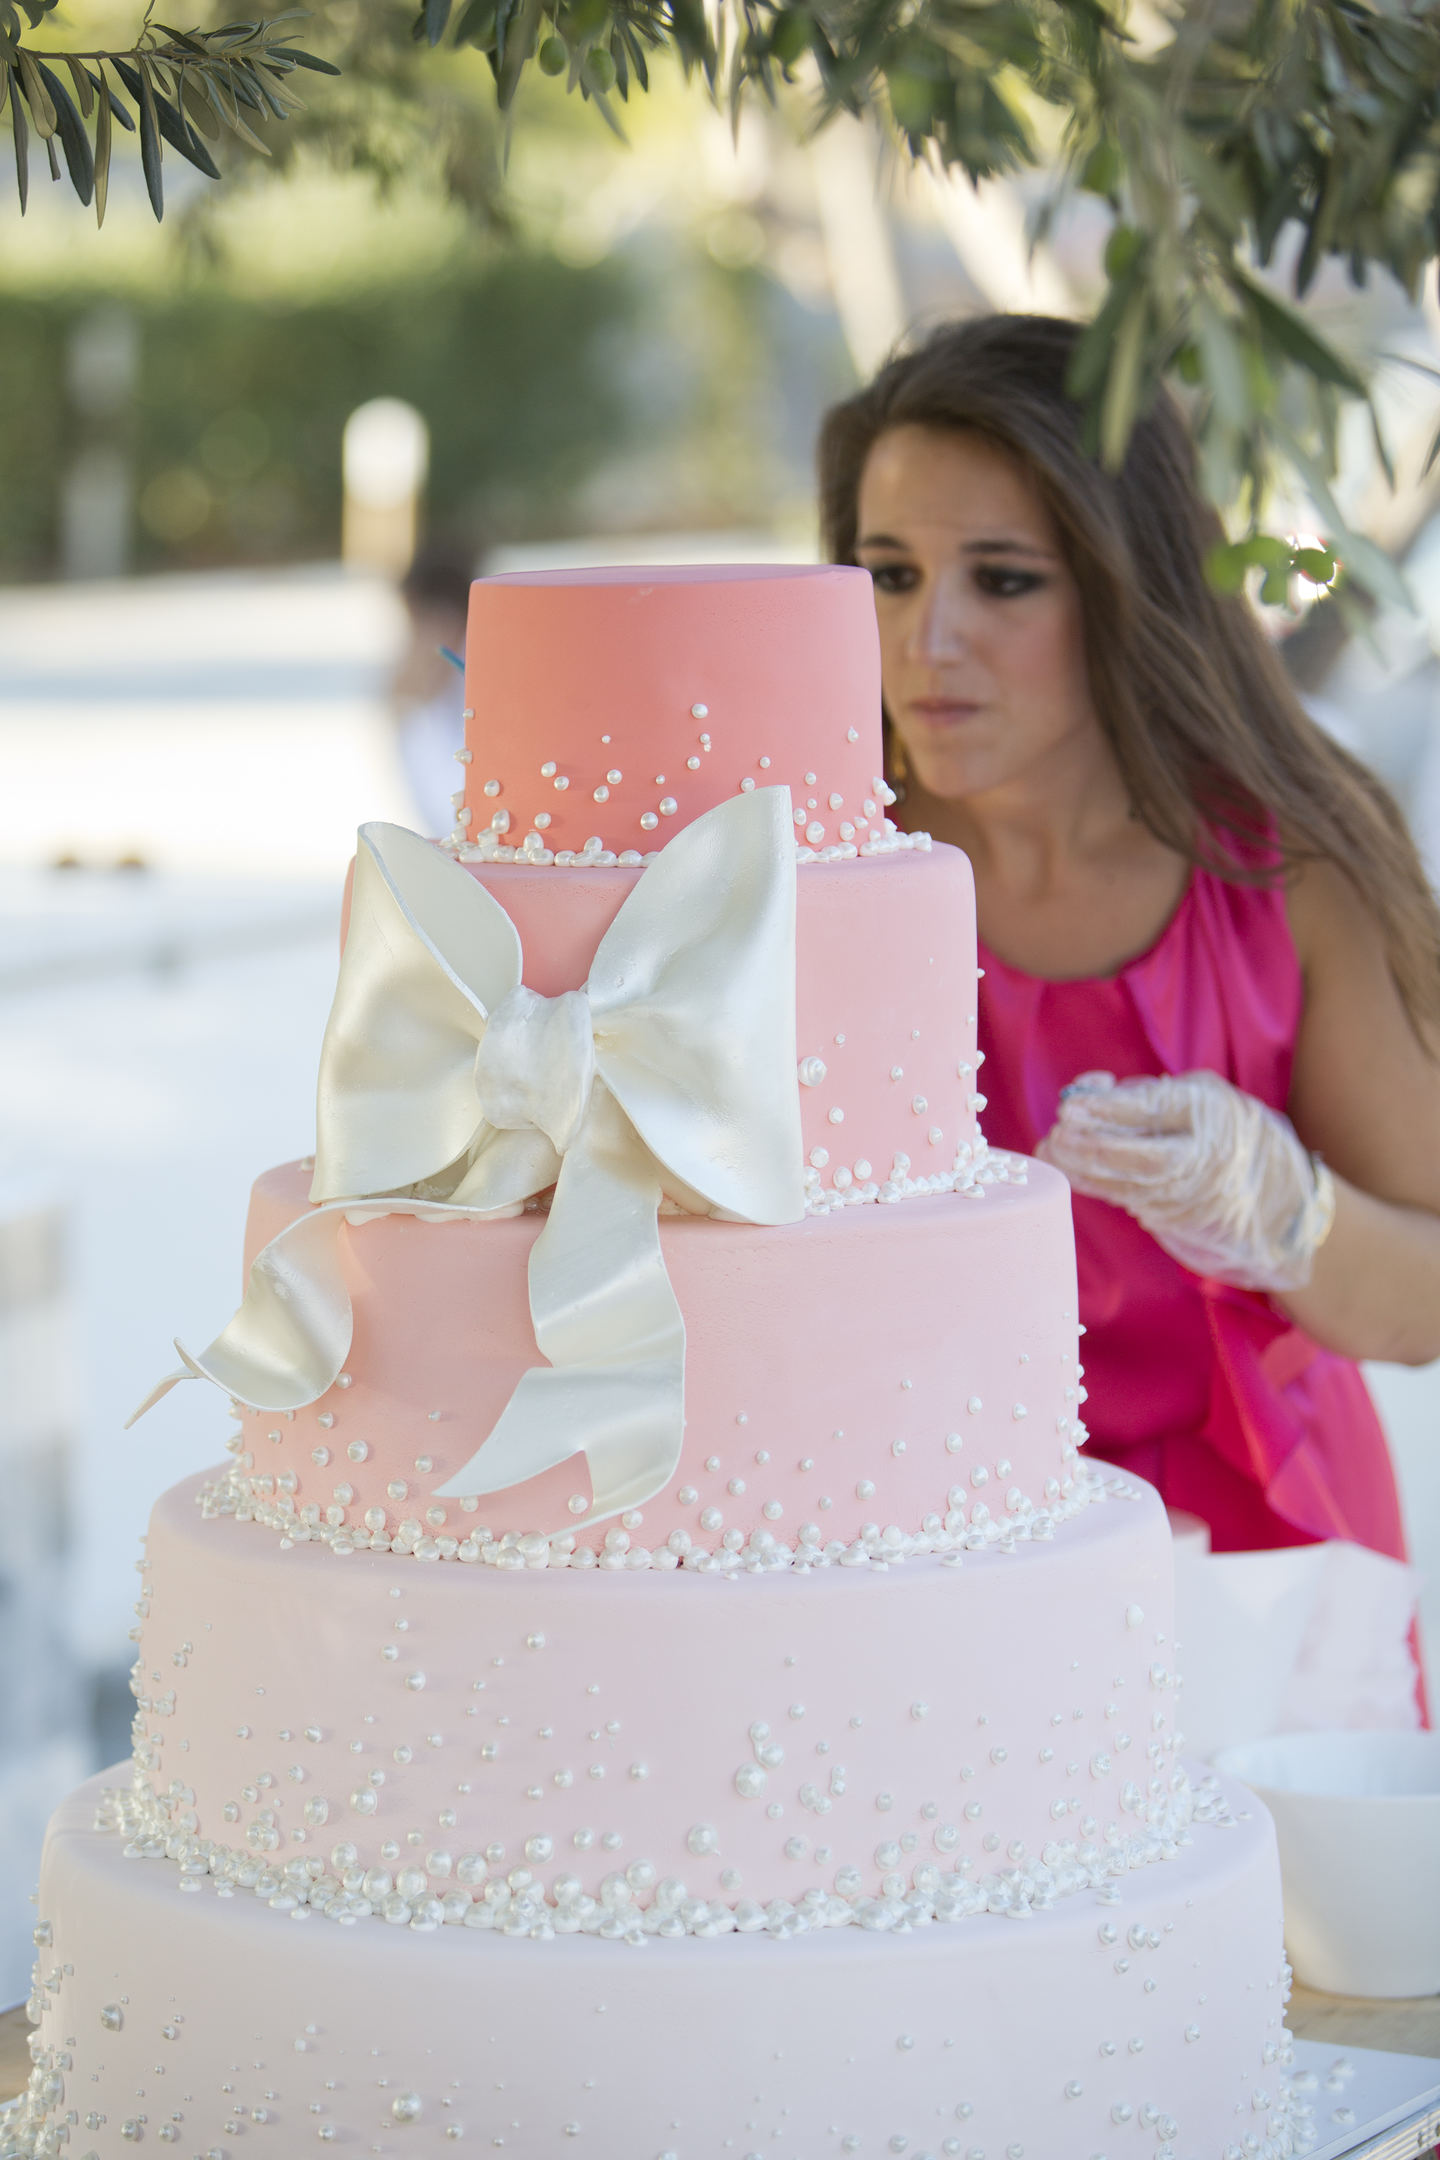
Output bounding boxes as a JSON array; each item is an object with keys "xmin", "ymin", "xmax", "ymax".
[
  {"xmin": 124, "ymin": 1338, "xmax": 227, "ymax": 1428},
  {"xmin": 126, "ymin": 1194, "xmax": 530, "ymax": 1429},
  {"xmin": 125, "ymin": 1201, "xmax": 359, "ymax": 1427},
  {"xmin": 435, "ymin": 1084, "xmax": 685, "ymax": 1526}
]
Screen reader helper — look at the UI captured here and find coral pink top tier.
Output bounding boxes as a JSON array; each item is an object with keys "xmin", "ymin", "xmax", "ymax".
[{"xmin": 459, "ymin": 564, "xmax": 888, "ymax": 860}]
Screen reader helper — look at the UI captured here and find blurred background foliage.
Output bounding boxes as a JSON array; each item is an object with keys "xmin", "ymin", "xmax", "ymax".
[
  {"xmin": 0, "ymin": 52, "xmax": 863, "ymax": 575},
  {"xmin": 5, "ymin": 0, "xmax": 1440, "ymax": 603},
  {"xmin": 0, "ymin": 257, "xmax": 630, "ymax": 572},
  {"xmin": 8, "ymin": 0, "xmax": 1440, "ymax": 604}
]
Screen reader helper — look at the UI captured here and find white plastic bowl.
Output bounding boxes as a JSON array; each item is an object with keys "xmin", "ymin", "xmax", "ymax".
[{"xmin": 1215, "ymin": 1730, "xmax": 1440, "ymax": 1998}]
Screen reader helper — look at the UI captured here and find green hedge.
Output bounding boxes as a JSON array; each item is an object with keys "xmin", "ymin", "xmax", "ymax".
[{"xmin": 0, "ymin": 252, "xmax": 637, "ymax": 576}]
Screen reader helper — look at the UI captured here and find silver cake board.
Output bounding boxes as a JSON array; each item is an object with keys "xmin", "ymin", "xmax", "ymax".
[{"xmin": 1291, "ymin": 2038, "xmax": 1440, "ymax": 2158}]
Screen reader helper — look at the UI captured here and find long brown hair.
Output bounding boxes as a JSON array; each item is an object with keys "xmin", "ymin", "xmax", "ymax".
[{"xmin": 819, "ymin": 313, "xmax": 1440, "ymax": 1046}]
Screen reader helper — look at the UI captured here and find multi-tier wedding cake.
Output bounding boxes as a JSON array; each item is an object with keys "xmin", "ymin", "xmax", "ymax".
[{"xmin": 9, "ymin": 567, "xmax": 1306, "ymax": 2160}]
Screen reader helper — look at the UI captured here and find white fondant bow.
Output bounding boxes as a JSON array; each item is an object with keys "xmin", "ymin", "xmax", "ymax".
[{"xmin": 129, "ymin": 789, "xmax": 804, "ymax": 1527}]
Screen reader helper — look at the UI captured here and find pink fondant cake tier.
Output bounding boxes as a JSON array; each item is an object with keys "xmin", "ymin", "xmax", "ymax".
[
  {"xmin": 442, "ymin": 847, "xmax": 984, "ymax": 1201},
  {"xmin": 232, "ymin": 1160, "xmax": 1084, "ymax": 1553},
  {"xmin": 460, "ymin": 565, "xmax": 885, "ymax": 859},
  {"xmin": 16, "ymin": 1768, "xmax": 1305, "ymax": 2159},
  {"xmin": 129, "ymin": 1469, "xmax": 1178, "ymax": 1920}
]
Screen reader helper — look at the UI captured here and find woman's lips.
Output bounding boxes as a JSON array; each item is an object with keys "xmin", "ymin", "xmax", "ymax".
[{"xmin": 908, "ymin": 698, "xmax": 983, "ymax": 726}]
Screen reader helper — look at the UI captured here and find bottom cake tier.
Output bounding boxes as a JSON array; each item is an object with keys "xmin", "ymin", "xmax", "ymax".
[{"xmin": 11, "ymin": 1771, "xmax": 1309, "ymax": 2160}]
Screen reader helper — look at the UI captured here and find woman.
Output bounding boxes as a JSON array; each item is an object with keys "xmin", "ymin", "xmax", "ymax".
[{"xmin": 819, "ymin": 314, "xmax": 1439, "ymax": 1713}]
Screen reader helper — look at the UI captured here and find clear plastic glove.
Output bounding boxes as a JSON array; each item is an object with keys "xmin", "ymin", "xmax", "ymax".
[{"xmin": 1037, "ymin": 1069, "xmax": 1336, "ymax": 1293}]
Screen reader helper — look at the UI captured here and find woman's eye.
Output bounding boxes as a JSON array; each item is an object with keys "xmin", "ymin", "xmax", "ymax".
[
  {"xmin": 866, "ymin": 562, "xmax": 918, "ymax": 595},
  {"xmin": 976, "ymin": 565, "xmax": 1044, "ymax": 598}
]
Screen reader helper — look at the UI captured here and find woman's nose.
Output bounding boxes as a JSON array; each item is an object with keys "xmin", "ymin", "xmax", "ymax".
[{"xmin": 907, "ymin": 572, "xmax": 970, "ymax": 663}]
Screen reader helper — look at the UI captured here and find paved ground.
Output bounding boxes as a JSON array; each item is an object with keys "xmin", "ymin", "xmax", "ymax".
[{"xmin": 0, "ymin": 563, "xmax": 414, "ymax": 879}]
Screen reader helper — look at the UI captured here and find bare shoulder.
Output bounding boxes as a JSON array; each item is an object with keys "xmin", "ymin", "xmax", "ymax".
[
  {"xmin": 1285, "ymin": 855, "xmax": 1440, "ymax": 1207},
  {"xmin": 1285, "ymin": 855, "xmax": 1385, "ymax": 967}
]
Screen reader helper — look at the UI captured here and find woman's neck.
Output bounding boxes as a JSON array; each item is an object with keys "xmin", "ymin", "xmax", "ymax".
[
  {"xmin": 896, "ymin": 747, "xmax": 1192, "ymax": 980},
  {"xmin": 897, "ymin": 740, "xmax": 1139, "ymax": 896}
]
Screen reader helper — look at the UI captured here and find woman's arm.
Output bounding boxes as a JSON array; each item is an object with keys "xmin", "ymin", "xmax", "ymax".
[{"xmin": 1281, "ymin": 858, "xmax": 1440, "ymax": 1364}]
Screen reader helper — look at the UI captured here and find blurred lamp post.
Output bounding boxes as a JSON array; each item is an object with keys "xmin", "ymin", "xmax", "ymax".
[
  {"xmin": 342, "ymin": 398, "xmax": 429, "ymax": 575},
  {"xmin": 60, "ymin": 309, "xmax": 139, "ymax": 581}
]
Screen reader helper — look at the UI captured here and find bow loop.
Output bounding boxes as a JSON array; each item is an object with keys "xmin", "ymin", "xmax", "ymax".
[
  {"xmin": 311, "ymin": 821, "xmax": 521, "ymax": 1204},
  {"xmin": 589, "ymin": 778, "xmax": 801, "ymax": 1225},
  {"xmin": 129, "ymin": 790, "xmax": 804, "ymax": 1529}
]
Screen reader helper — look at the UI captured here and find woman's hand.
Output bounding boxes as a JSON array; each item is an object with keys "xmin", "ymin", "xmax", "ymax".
[
  {"xmin": 1042, "ymin": 859, "xmax": 1440, "ymax": 1367},
  {"xmin": 1038, "ymin": 1070, "xmax": 1335, "ymax": 1292}
]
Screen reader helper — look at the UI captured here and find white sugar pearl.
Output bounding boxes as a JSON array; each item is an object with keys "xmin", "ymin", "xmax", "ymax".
[
  {"xmin": 691, "ymin": 703, "xmax": 708, "ymax": 719},
  {"xmin": 827, "ymin": 1107, "xmax": 845, "ymax": 1125},
  {"xmin": 798, "ymin": 1057, "xmax": 827, "ymax": 1086},
  {"xmin": 639, "ymin": 812, "xmax": 659, "ymax": 830}
]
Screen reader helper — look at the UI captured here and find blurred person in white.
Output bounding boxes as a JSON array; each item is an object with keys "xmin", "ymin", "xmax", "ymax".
[
  {"xmin": 391, "ymin": 541, "xmax": 477, "ymax": 836},
  {"xmin": 820, "ymin": 314, "xmax": 1440, "ymax": 1739}
]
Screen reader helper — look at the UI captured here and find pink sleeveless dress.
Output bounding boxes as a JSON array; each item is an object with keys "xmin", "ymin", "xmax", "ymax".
[{"xmin": 976, "ymin": 863, "xmax": 1411, "ymax": 1568}]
